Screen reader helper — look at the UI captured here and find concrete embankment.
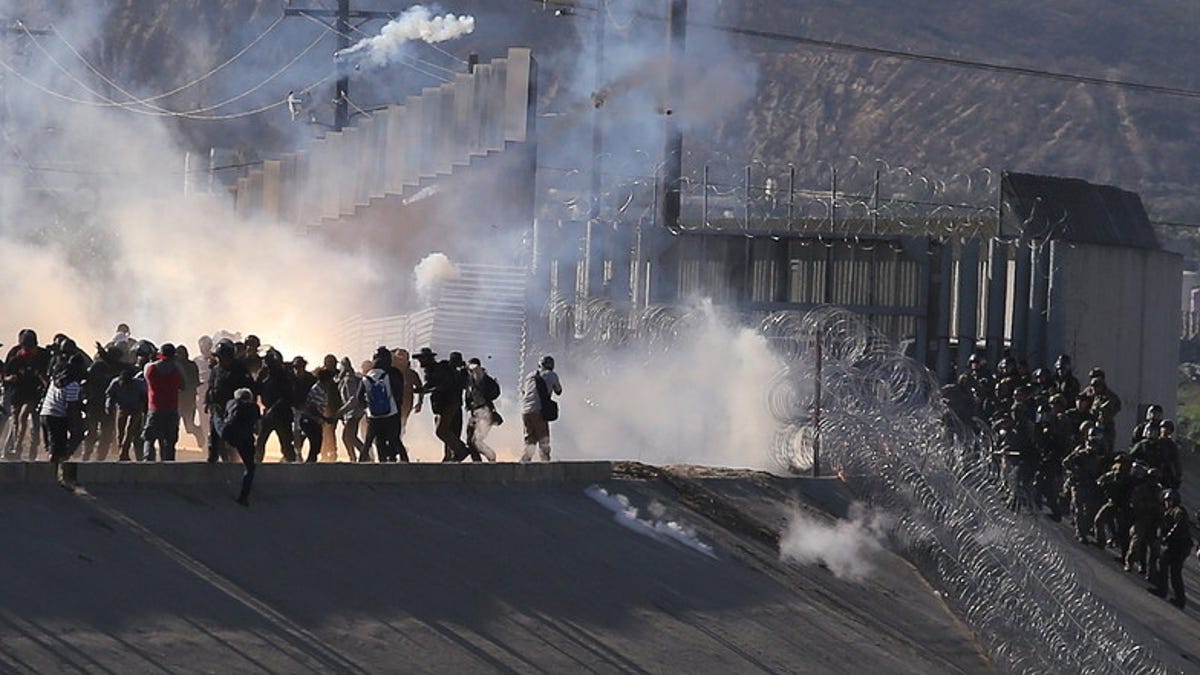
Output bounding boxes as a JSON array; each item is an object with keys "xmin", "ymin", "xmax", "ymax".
[{"xmin": 0, "ymin": 461, "xmax": 991, "ymax": 674}]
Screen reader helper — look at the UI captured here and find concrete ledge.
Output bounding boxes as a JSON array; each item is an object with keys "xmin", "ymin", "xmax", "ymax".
[{"xmin": 0, "ymin": 461, "xmax": 612, "ymax": 486}]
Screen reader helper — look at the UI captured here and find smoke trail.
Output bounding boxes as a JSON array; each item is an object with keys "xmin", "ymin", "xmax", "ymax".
[
  {"xmin": 335, "ymin": 5, "xmax": 475, "ymax": 69},
  {"xmin": 779, "ymin": 504, "xmax": 890, "ymax": 582},
  {"xmin": 586, "ymin": 485, "xmax": 716, "ymax": 558}
]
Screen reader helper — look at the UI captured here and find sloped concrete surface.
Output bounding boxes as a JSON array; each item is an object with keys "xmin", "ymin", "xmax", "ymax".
[{"xmin": 0, "ymin": 463, "xmax": 993, "ymax": 673}]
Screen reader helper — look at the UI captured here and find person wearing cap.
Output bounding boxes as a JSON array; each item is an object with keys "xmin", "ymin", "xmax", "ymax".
[
  {"xmin": 1150, "ymin": 488, "xmax": 1192, "ymax": 608},
  {"xmin": 205, "ymin": 339, "xmax": 254, "ymax": 463},
  {"xmin": 143, "ymin": 343, "xmax": 184, "ymax": 461},
  {"xmin": 414, "ymin": 347, "xmax": 471, "ymax": 462},
  {"xmin": 520, "ymin": 355, "xmax": 562, "ymax": 462}
]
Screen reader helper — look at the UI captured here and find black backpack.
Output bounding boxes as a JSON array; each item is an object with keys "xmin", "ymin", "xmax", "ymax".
[
  {"xmin": 481, "ymin": 373, "xmax": 501, "ymax": 402},
  {"xmin": 535, "ymin": 373, "xmax": 558, "ymax": 422}
]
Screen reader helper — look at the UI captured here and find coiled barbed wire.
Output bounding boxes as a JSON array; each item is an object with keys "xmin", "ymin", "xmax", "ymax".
[
  {"xmin": 539, "ymin": 301, "xmax": 1165, "ymax": 674},
  {"xmin": 764, "ymin": 308, "xmax": 1163, "ymax": 674}
]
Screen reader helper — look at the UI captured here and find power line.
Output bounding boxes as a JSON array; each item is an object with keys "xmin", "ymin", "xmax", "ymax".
[{"xmin": 525, "ymin": 0, "xmax": 1200, "ymax": 100}]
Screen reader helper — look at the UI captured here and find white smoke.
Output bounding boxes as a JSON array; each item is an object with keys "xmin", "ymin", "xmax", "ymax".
[
  {"xmin": 413, "ymin": 252, "xmax": 460, "ymax": 305},
  {"xmin": 779, "ymin": 504, "xmax": 891, "ymax": 582},
  {"xmin": 335, "ymin": 5, "xmax": 475, "ymax": 68},
  {"xmin": 586, "ymin": 486, "xmax": 716, "ymax": 558},
  {"xmin": 556, "ymin": 301, "xmax": 783, "ymax": 470}
]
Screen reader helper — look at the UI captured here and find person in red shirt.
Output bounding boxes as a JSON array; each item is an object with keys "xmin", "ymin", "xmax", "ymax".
[{"xmin": 143, "ymin": 343, "xmax": 184, "ymax": 461}]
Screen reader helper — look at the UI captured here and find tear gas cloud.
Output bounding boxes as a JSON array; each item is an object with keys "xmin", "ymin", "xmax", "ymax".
[
  {"xmin": 0, "ymin": 2, "xmax": 381, "ymax": 360},
  {"xmin": 335, "ymin": 5, "xmax": 475, "ymax": 69},
  {"xmin": 548, "ymin": 302, "xmax": 784, "ymax": 471},
  {"xmin": 413, "ymin": 252, "xmax": 460, "ymax": 306},
  {"xmin": 586, "ymin": 485, "xmax": 716, "ymax": 558},
  {"xmin": 779, "ymin": 504, "xmax": 891, "ymax": 582}
]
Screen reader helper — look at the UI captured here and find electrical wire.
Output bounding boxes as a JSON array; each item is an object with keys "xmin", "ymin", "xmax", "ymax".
[
  {"xmin": 36, "ymin": 21, "xmax": 330, "ymax": 117},
  {"xmin": 36, "ymin": 15, "xmax": 286, "ymax": 107},
  {"xmin": 523, "ymin": 0, "xmax": 1200, "ymax": 100}
]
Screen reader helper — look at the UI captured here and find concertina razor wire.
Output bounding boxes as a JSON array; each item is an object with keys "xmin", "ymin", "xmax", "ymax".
[{"xmin": 543, "ymin": 299, "xmax": 1165, "ymax": 675}]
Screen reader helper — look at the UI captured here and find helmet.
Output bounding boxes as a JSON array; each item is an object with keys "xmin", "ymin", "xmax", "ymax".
[
  {"xmin": 1130, "ymin": 461, "xmax": 1149, "ymax": 479},
  {"xmin": 997, "ymin": 356, "xmax": 1015, "ymax": 373},
  {"xmin": 264, "ymin": 348, "xmax": 283, "ymax": 365},
  {"xmin": 1161, "ymin": 420, "xmax": 1175, "ymax": 433},
  {"xmin": 18, "ymin": 329, "xmax": 37, "ymax": 348},
  {"xmin": 1162, "ymin": 488, "xmax": 1181, "ymax": 504},
  {"xmin": 539, "ymin": 354, "xmax": 555, "ymax": 370},
  {"xmin": 1055, "ymin": 354, "xmax": 1072, "ymax": 370},
  {"xmin": 135, "ymin": 340, "xmax": 157, "ymax": 357},
  {"xmin": 1032, "ymin": 368, "xmax": 1050, "ymax": 384},
  {"xmin": 214, "ymin": 339, "xmax": 236, "ymax": 358},
  {"xmin": 1086, "ymin": 425, "xmax": 1104, "ymax": 441},
  {"xmin": 1049, "ymin": 394, "xmax": 1067, "ymax": 407},
  {"xmin": 1088, "ymin": 367, "xmax": 1105, "ymax": 380},
  {"xmin": 1146, "ymin": 404, "xmax": 1164, "ymax": 419},
  {"xmin": 968, "ymin": 352, "xmax": 986, "ymax": 366}
]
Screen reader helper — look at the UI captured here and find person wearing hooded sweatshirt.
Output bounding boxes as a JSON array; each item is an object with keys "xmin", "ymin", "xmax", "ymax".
[
  {"xmin": 206, "ymin": 339, "xmax": 254, "ymax": 463},
  {"xmin": 107, "ymin": 364, "xmax": 147, "ymax": 462},
  {"xmin": 143, "ymin": 343, "xmax": 184, "ymax": 461},
  {"xmin": 3, "ymin": 329, "xmax": 50, "ymax": 460},
  {"xmin": 41, "ymin": 352, "xmax": 86, "ymax": 463},
  {"xmin": 336, "ymin": 357, "xmax": 366, "ymax": 461}
]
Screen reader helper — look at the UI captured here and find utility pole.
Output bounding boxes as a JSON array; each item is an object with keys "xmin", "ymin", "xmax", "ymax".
[
  {"xmin": 284, "ymin": 1, "xmax": 397, "ymax": 131},
  {"xmin": 658, "ymin": 0, "xmax": 687, "ymax": 232}
]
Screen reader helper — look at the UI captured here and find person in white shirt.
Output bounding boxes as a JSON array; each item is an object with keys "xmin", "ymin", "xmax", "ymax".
[
  {"xmin": 41, "ymin": 353, "xmax": 86, "ymax": 462},
  {"xmin": 520, "ymin": 355, "xmax": 562, "ymax": 462}
]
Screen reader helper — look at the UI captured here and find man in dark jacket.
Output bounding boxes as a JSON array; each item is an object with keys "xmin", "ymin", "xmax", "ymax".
[
  {"xmin": 81, "ymin": 346, "xmax": 122, "ymax": 461},
  {"xmin": 3, "ymin": 329, "xmax": 50, "ymax": 459},
  {"xmin": 414, "ymin": 347, "xmax": 469, "ymax": 462},
  {"xmin": 463, "ymin": 357, "xmax": 500, "ymax": 462},
  {"xmin": 223, "ymin": 388, "xmax": 261, "ymax": 506},
  {"xmin": 205, "ymin": 339, "xmax": 254, "ymax": 463},
  {"xmin": 255, "ymin": 349, "xmax": 297, "ymax": 462}
]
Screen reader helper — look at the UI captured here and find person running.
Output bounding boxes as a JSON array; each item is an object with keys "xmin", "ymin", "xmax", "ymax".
[
  {"xmin": 336, "ymin": 357, "xmax": 366, "ymax": 461},
  {"xmin": 40, "ymin": 353, "xmax": 86, "ymax": 463},
  {"xmin": 358, "ymin": 352, "xmax": 407, "ymax": 463},
  {"xmin": 222, "ymin": 388, "xmax": 261, "ymax": 507},
  {"xmin": 106, "ymin": 365, "xmax": 147, "ymax": 462},
  {"xmin": 464, "ymin": 357, "xmax": 500, "ymax": 462},
  {"xmin": 3, "ymin": 329, "xmax": 50, "ymax": 460}
]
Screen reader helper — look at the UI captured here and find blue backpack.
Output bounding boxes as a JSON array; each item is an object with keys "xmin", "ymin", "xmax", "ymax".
[{"xmin": 364, "ymin": 371, "xmax": 393, "ymax": 416}]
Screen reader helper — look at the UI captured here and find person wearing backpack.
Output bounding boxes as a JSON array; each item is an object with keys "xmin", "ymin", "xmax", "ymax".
[
  {"xmin": 463, "ymin": 357, "xmax": 499, "ymax": 461},
  {"xmin": 520, "ymin": 355, "xmax": 562, "ymax": 462},
  {"xmin": 222, "ymin": 388, "xmax": 261, "ymax": 507},
  {"xmin": 357, "ymin": 352, "xmax": 408, "ymax": 462}
]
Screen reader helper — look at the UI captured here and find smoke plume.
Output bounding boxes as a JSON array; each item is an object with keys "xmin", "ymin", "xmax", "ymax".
[
  {"xmin": 779, "ymin": 504, "xmax": 891, "ymax": 582},
  {"xmin": 412, "ymin": 252, "xmax": 461, "ymax": 305},
  {"xmin": 335, "ymin": 5, "xmax": 475, "ymax": 69}
]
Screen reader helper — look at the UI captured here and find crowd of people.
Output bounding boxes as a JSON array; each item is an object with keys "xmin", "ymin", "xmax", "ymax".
[
  {"xmin": 0, "ymin": 325, "xmax": 563, "ymax": 505},
  {"xmin": 944, "ymin": 352, "xmax": 1195, "ymax": 609}
]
